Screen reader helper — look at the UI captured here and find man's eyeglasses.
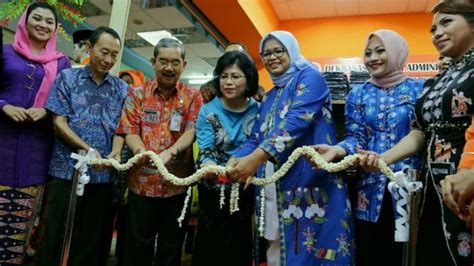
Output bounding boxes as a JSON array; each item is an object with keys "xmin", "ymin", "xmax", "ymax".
[
  {"xmin": 157, "ymin": 59, "xmax": 182, "ymax": 68},
  {"xmin": 261, "ymin": 48, "xmax": 286, "ymax": 61}
]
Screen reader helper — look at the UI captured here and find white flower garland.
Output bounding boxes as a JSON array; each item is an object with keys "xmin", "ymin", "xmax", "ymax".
[
  {"xmin": 89, "ymin": 146, "xmax": 398, "ymax": 228},
  {"xmin": 177, "ymin": 186, "xmax": 192, "ymax": 227}
]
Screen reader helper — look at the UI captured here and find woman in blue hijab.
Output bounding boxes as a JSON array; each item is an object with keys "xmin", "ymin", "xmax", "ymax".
[{"xmin": 228, "ymin": 31, "xmax": 354, "ymax": 265}]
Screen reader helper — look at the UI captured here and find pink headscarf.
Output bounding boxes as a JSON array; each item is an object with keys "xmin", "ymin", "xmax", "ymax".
[
  {"xmin": 12, "ymin": 6, "xmax": 67, "ymax": 107},
  {"xmin": 365, "ymin": 29, "xmax": 408, "ymax": 89}
]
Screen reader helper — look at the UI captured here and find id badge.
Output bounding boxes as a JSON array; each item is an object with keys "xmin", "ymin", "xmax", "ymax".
[
  {"xmin": 170, "ymin": 109, "xmax": 183, "ymax": 132},
  {"xmin": 143, "ymin": 109, "xmax": 160, "ymax": 124}
]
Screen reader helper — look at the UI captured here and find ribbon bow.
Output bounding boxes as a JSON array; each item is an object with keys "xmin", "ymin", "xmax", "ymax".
[
  {"xmin": 70, "ymin": 148, "xmax": 96, "ymax": 196},
  {"xmin": 388, "ymin": 170, "xmax": 423, "ymax": 242}
]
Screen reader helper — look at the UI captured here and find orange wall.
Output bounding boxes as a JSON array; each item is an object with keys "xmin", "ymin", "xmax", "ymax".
[
  {"xmin": 238, "ymin": 0, "xmax": 279, "ymax": 36},
  {"xmin": 257, "ymin": 13, "xmax": 438, "ymax": 89},
  {"xmin": 279, "ymin": 13, "xmax": 438, "ymax": 58},
  {"xmin": 193, "ymin": 2, "xmax": 438, "ymax": 89}
]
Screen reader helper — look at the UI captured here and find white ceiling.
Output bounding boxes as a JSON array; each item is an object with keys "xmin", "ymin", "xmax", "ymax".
[
  {"xmin": 85, "ymin": 0, "xmax": 441, "ymax": 85},
  {"xmin": 270, "ymin": 0, "xmax": 440, "ymax": 20},
  {"xmin": 86, "ymin": 0, "xmax": 221, "ymax": 83}
]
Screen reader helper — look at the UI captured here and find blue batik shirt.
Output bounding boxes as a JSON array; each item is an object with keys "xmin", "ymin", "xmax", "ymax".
[
  {"xmin": 46, "ymin": 66, "xmax": 128, "ymax": 183},
  {"xmin": 337, "ymin": 78, "xmax": 423, "ymax": 222}
]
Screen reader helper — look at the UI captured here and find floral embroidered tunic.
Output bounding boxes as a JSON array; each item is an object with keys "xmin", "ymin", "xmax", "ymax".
[
  {"xmin": 337, "ymin": 78, "xmax": 423, "ymax": 222},
  {"xmin": 196, "ymin": 96, "xmax": 258, "ymax": 167},
  {"xmin": 0, "ymin": 45, "xmax": 70, "ymax": 187},
  {"xmin": 235, "ymin": 67, "xmax": 354, "ymax": 265},
  {"xmin": 414, "ymin": 49, "xmax": 474, "ymax": 266}
]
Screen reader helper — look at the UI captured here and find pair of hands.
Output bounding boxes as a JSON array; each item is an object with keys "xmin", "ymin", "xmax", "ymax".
[
  {"xmin": 199, "ymin": 153, "xmax": 263, "ymax": 186},
  {"xmin": 131, "ymin": 147, "xmax": 178, "ymax": 169},
  {"xmin": 2, "ymin": 105, "xmax": 47, "ymax": 122},
  {"xmin": 313, "ymin": 144, "xmax": 382, "ymax": 172},
  {"xmin": 441, "ymin": 169, "xmax": 474, "ymax": 225}
]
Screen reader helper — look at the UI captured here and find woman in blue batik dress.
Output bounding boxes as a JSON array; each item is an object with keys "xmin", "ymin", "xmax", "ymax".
[
  {"xmin": 191, "ymin": 51, "xmax": 259, "ymax": 266},
  {"xmin": 228, "ymin": 31, "xmax": 354, "ymax": 266},
  {"xmin": 314, "ymin": 29, "xmax": 423, "ymax": 266}
]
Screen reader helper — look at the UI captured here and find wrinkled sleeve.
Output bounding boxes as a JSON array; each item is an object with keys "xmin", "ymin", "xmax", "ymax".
[
  {"xmin": 337, "ymin": 87, "xmax": 367, "ymax": 155},
  {"xmin": 233, "ymin": 114, "xmax": 260, "ymax": 158},
  {"xmin": 185, "ymin": 90, "xmax": 203, "ymax": 129},
  {"xmin": 116, "ymin": 86, "xmax": 142, "ymax": 135},
  {"xmin": 45, "ymin": 71, "xmax": 71, "ymax": 117},
  {"xmin": 258, "ymin": 70, "xmax": 329, "ymax": 164},
  {"xmin": 57, "ymin": 56, "xmax": 71, "ymax": 72},
  {"xmin": 195, "ymin": 106, "xmax": 216, "ymax": 164}
]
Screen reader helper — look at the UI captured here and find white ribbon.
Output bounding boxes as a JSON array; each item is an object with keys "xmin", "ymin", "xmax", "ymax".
[
  {"xmin": 70, "ymin": 148, "xmax": 96, "ymax": 196},
  {"xmin": 387, "ymin": 171, "xmax": 423, "ymax": 242}
]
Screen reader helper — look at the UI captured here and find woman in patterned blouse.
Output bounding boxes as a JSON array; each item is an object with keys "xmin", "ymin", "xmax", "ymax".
[
  {"xmin": 192, "ymin": 51, "xmax": 259, "ymax": 266},
  {"xmin": 363, "ymin": 1, "xmax": 474, "ymax": 265},
  {"xmin": 314, "ymin": 29, "xmax": 423, "ymax": 266}
]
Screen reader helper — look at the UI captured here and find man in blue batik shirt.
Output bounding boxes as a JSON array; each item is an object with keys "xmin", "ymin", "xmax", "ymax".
[{"xmin": 36, "ymin": 27, "xmax": 128, "ymax": 266}]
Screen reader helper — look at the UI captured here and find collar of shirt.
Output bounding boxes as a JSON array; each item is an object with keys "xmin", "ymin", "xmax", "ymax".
[
  {"xmin": 80, "ymin": 65, "xmax": 115, "ymax": 86},
  {"xmin": 150, "ymin": 79, "xmax": 180, "ymax": 99}
]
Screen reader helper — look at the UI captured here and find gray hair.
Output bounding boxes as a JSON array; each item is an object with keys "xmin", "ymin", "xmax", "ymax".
[{"xmin": 153, "ymin": 38, "xmax": 186, "ymax": 59}]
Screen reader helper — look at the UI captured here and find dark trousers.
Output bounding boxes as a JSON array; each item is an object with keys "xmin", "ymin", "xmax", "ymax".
[
  {"xmin": 354, "ymin": 190, "xmax": 403, "ymax": 266},
  {"xmin": 191, "ymin": 184, "xmax": 253, "ymax": 266},
  {"xmin": 124, "ymin": 191, "xmax": 188, "ymax": 266},
  {"xmin": 34, "ymin": 178, "xmax": 113, "ymax": 266}
]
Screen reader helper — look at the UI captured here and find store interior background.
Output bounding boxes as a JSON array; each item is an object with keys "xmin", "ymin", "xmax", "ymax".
[
  {"xmin": 0, "ymin": 0, "xmax": 443, "ymax": 264},
  {"xmin": 2, "ymin": 0, "xmax": 440, "ymax": 89}
]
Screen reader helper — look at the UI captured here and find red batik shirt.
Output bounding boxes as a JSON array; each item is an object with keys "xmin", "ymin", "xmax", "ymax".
[{"xmin": 117, "ymin": 79, "xmax": 203, "ymax": 197}]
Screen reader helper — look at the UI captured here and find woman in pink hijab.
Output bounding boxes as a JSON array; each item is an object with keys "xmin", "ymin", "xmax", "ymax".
[
  {"xmin": 314, "ymin": 29, "xmax": 424, "ymax": 265},
  {"xmin": 0, "ymin": 3, "xmax": 70, "ymax": 264}
]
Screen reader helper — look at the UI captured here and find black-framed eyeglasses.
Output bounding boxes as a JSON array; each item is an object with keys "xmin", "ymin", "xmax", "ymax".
[{"xmin": 261, "ymin": 47, "xmax": 286, "ymax": 60}]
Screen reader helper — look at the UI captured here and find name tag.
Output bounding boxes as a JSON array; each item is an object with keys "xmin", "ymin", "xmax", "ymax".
[
  {"xmin": 143, "ymin": 109, "xmax": 160, "ymax": 124},
  {"xmin": 170, "ymin": 109, "xmax": 183, "ymax": 132}
]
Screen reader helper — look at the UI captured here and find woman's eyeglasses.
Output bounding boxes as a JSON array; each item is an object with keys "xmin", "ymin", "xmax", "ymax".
[
  {"xmin": 219, "ymin": 74, "xmax": 244, "ymax": 83},
  {"xmin": 261, "ymin": 48, "xmax": 286, "ymax": 61}
]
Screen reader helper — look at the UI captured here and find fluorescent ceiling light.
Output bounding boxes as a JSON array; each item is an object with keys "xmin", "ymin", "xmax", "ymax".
[
  {"xmin": 188, "ymin": 78, "xmax": 212, "ymax": 85},
  {"xmin": 137, "ymin": 30, "xmax": 181, "ymax": 46}
]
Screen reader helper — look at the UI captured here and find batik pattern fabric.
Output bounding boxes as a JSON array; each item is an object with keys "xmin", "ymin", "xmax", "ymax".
[
  {"xmin": 414, "ymin": 48, "xmax": 474, "ymax": 266},
  {"xmin": 45, "ymin": 66, "xmax": 128, "ymax": 184},
  {"xmin": 192, "ymin": 97, "xmax": 258, "ymax": 266},
  {"xmin": 196, "ymin": 96, "xmax": 258, "ymax": 190},
  {"xmin": 337, "ymin": 78, "xmax": 423, "ymax": 222},
  {"xmin": 0, "ymin": 185, "xmax": 42, "ymax": 265},
  {"xmin": 116, "ymin": 79, "xmax": 203, "ymax": 198},
  {"xmin": 235, "ymin": 67, "xmax": 354, "ymax": 265}
]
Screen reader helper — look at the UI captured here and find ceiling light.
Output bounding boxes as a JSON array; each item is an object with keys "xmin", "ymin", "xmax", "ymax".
[
  {"xmin": 188, "ymin": 78, "xmax": 212, "ymax": 85},
  {"xmin": 137, "ymin": 30, "xmax": 181, "ymax": 46}
]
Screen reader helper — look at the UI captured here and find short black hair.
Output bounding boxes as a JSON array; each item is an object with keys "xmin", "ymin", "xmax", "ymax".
[
  {"xmin": 212, "ymin": 51, "xmax": 259, "ymax": 98},
  {"xmin": 225, "ymin": 41, "xmax": 248, "ymax": 52},
  {"xmin": 153, "ymin": 38, "xmax": 185, "ymax": 59},
  {"xmin": 89, "ymin": 27, "xmax": 121, "ymax": 46},
  {"xmin": 26, "ymin": 3, "xmax": 58, "ymax": 29}
]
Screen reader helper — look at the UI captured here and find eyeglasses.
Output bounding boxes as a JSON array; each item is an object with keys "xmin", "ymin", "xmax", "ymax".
[
  {"xmin": 26, "ymin": 63, "xmax": 36, "ymax": 90},
  {"xmin": 261, "ymin": 48, "xmax": 286, "ymax": 60},
  {"xmin": 157, "ymin": 59, "xmax": 182, "ymax": 68},
  {"xmin": 219, "ymin": 74, "xmax": 245, "ymax": 83}
]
